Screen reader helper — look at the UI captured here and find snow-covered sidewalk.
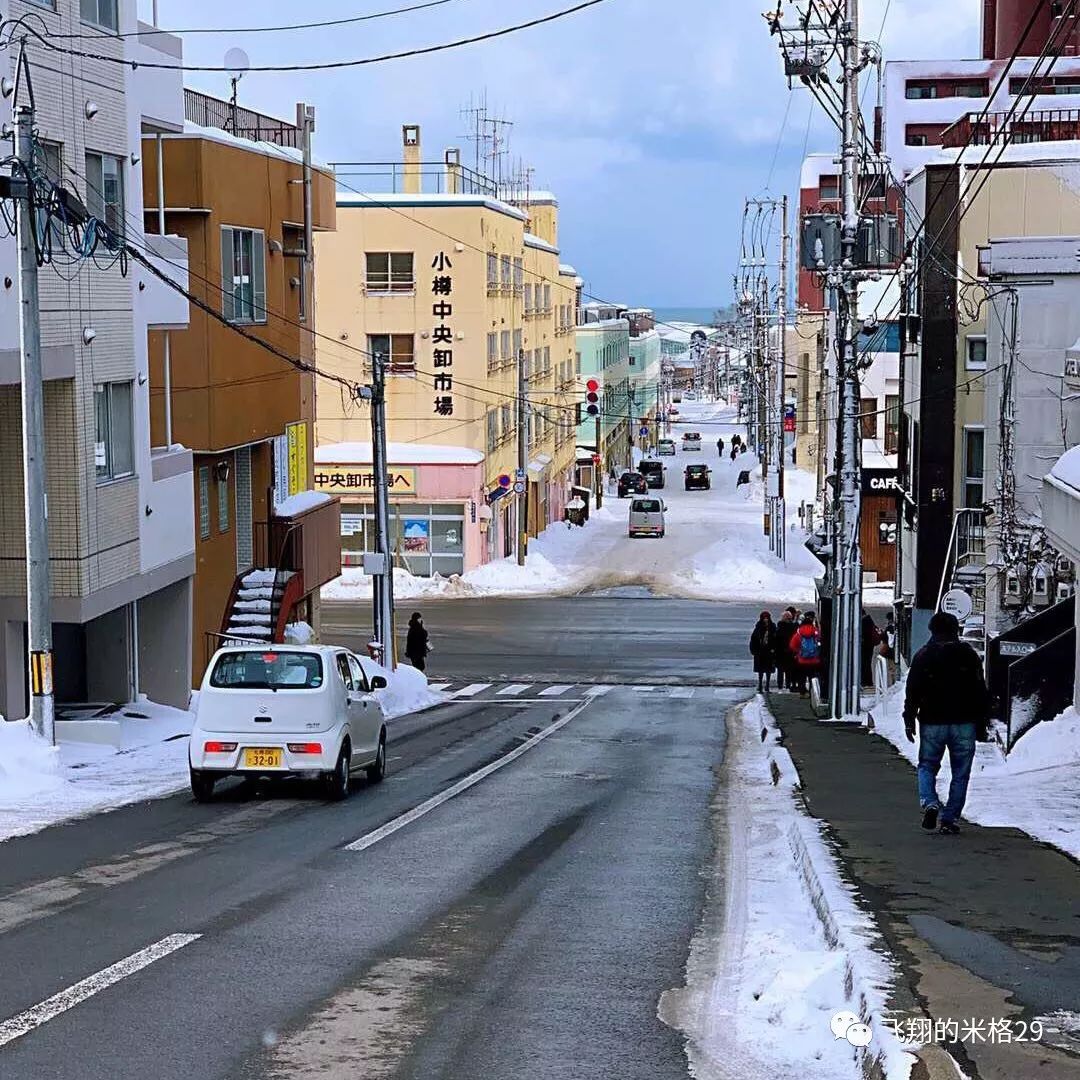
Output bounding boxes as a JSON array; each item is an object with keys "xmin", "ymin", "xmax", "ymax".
[
  {"xmin": 870, "ymin": 682, "xmax": 1080, "ymax": 861},
  {"xmin": 662, "ymin": 697, "xmax": 911, "ymax": 1080},
  {"xmin": 324, "ymin": 401, "xmax": 824, "ymax": 605}
]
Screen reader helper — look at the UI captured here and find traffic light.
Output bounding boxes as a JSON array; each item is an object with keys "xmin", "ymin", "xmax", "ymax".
[{"xmin": 586, "ymin": 378, "xmax": 600, "ymax": 416}]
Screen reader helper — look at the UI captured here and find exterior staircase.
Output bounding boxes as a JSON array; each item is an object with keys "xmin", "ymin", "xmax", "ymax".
[{"xmin": 220, "ymin": 567, "xmax": 306, "ymax": 646}]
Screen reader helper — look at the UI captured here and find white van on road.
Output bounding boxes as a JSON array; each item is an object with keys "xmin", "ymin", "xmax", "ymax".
[
  {"xmin": 628, "ymin": 497, "xmax": 666, "ymax": 538},
  {"xmin": 190, "ymin": 645, "xmax": 388, "ymax": 802}
]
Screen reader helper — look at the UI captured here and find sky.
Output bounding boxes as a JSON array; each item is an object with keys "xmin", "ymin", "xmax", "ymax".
[{"xmin": 140, "ymin": 0, "xmax": 981, "ymax": 309}]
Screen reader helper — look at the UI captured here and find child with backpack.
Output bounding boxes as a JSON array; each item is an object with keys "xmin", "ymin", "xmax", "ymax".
[{"xmin": 789, "ymin": 611, "xmax": 822, "ymax": 696}]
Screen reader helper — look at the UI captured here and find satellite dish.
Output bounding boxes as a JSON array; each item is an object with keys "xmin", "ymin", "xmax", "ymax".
[{"xmin": 224, "ymin": 47, "xmax": 250, "ymax": 80}]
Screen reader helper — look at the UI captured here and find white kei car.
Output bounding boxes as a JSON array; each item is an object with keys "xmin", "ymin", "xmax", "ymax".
[{"xmin": 189, "ymin": 645, "xmax": 388, "ymax": 802}]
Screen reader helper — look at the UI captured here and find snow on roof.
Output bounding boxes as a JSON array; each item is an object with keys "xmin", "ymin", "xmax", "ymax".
[
  {"xmin": 523, "ymin": 232, "xmax": 559, "ymax": 255},
  {"xmin": 1050, "ymin": 445, "xmax": 1080, "ymax": 491},
  {"xmin": 274, "ymin": 490, "xmax": 332, "ymax": 516},
  {"xmin": 917, "ymin": 141, "xmax": 1080, "ymax": 174},
  {"xmin": 513, "ymin": 190, "xmax": 558, "ymax": 205},
  {"xmin": 558, "ymin": 263, "xmax": 578, "ymax": 276},
  {"xmin": 172, "ymin": 122, "xmax": 334, "ymax": 175},
  {"xmin": 800, "ymin": 152, "xmax": 839, "ymax": 190},
  {"xmin": 315, "ymin": 441, "xmax": 484, "ymax": 466},
  {"xmin": 335, "ymin": 191, "xmax": 528, "ymax": 221}
]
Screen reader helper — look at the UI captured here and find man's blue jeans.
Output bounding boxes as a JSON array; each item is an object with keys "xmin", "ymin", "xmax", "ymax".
[{"xmin": 918, "ymin": 724, "xmax": 977, "ymax": 824}]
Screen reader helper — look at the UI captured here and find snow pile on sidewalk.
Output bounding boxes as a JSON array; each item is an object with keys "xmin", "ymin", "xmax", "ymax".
[
  {"xmin": 324, "ymin": 403, "xmax": 825, "ymax": 604},
  {"xmin": 0, "ymin": 697, "xmax": 195, "ymax": 844},
  {"xmin": 870, "ymin": 682, "xmax": 1080, "ymax": 860},
  {"xmin": 662, "ymin": 697, "xmax": 911, "ymax": 1080},
  {"xmin": 354, "ymin": 658, "xmax": 448, "ymax": 719}
]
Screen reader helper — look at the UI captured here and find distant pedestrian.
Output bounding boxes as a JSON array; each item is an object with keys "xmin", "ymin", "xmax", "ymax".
[
  {"xmin": 732, "ymin": 434, "xmax": 742, "ymax": 449},
  {"xmin": 405, "ymin": 612, "xmax": 430, "ymax": 673},
  {"xmin": 749, "ymin": 611, "xmax": 777, "ymax": 693},
  {"xmin": 773, "ymin": 606, "xmax": 799, "ymax": 690},
  {"xmin": 717, "ymin": 436, "xmax": 725, "ymax": 456},
  {"xmin": 730, "ymin": 446, "xmax": 739, "ymax": 463},
  {"xmin": 861, "ymin": 609, "xmax": 881, "ymax": 687},
  {"xmin": 789, "ymin": 611, "xmax": 822, "ymax": 695},
  {"xmin": 740, "ymin": 443, "xmax": 748, "ymax": 455},
  {"xmin": 903, "ymin": 611, "xmax": 990, "ymax": 835}
]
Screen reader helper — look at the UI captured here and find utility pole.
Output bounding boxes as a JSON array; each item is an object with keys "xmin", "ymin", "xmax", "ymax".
[
  {"xmin": 15, "ymin": 100, "xmax": 55, "ymax": 744},
  {"xmin": 517, "ymin": 348, "xmax": 528, "ymax": 566},
  {"xmin": 296, "ymin": 102, "xmax": 315, "ymax": 323},
  {"xmin": 594, "ymin": 412, "xmax": 603, "ymax": 509},
  {"xmin": 774, "ymin": 194, "xmax": 789, "ymax": 563},
  {"xmin": 370, "ymin": 352, "xmax": 395, "ymax": 668}
]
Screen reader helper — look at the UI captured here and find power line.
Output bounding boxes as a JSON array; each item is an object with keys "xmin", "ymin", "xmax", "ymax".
[
  {"xmin": 17, "ymin": 0, "xmax": 614, "ymax": 72},
  {"xmin": 51, "ymin": 0, "xmax": 467, "ymax": 39}
]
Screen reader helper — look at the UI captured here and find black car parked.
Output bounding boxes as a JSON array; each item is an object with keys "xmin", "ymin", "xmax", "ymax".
[
  {"xmin": 618, "ymin": 470, "xmax": 649, "ymax": 497},
  {"xmin": 684, "ymin": 464, "xmax": 711, "ymax": 491},
  {"xmin": 638, "ymin": 459, "xmax": 666, "ymax": 489}
]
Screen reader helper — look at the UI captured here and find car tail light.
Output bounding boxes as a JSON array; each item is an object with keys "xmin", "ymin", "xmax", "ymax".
[
  {"xmin": 204, "ymin": 741, "xmax": 237, "ymax": 753},
  {"xmin": 287, "ymin": 742, "xmax": 323, "ymax": 754}
]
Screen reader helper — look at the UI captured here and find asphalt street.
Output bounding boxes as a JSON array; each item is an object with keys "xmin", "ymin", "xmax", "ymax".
[
  {"xmin": 0, "ymin": 622, "xmax": 746, "ymax": 1080},
  {"xmin": 322, "ymin": 595, "xmax": 766, "ymax": 684}
]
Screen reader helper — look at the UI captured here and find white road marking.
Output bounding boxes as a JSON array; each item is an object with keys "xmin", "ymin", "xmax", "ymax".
[
  {"xmin": 428, "ymin": 683, "xmax": 452, "ymax": 692},
  {"xmin": 671, "ymin": 688, "xmax": 696, "ymax": 699},
  {"xmin": 0, "ymin": 933, "xmax": 201, "ymax": 1049},
  {"xmin": 538, "ymin": 685, "xmax": 575, "ymax": 697},
  {"xmin": 346, "ymin": 698, "xmax": 593, "ymax": 853},
  {"xmin": 452, "ymin": 683, "xmax": 491, "ymax": 697},
  {"xmin": 497, "ymin": 683, "xmax": 532, "ymax": 696},
  {"xmin": 584, "ymin": 686, "xmax": 613, "ymax": 698}
]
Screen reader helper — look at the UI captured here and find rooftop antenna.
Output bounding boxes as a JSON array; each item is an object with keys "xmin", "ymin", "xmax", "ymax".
[{"xmin": 224, "ymin": 47, "xmax": 249, "ymax": 133}]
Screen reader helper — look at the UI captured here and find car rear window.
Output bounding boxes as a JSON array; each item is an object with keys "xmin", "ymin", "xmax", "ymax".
[
  {"xmin": 687, "ymin": 465, "xmax": 707, "ymax": 474},
  {"xmin": 632, "ymin": 499, "xmax": 662, "ymax": 513},
  {"xmin": 209, "ymin": 651, "xmax": 324, "ymax": 690},
  {"xmin": 683, "ymin": 432, "xmax": 701, "ymax": 439},
  {"xmin": 640, "ymin": 461, "xmax": 662, "ymax": 473}
]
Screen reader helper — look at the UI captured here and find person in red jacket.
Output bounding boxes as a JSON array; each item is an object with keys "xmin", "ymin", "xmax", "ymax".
[{"xmin": 789, "ymin": 611, "xmax": 822, "ymax": 695}]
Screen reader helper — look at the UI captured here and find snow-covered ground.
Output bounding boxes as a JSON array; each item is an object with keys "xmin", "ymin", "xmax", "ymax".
[
  {"xmin": 870, "ymin": 681, "xmax": 1080, "ymax": 860},
  {"xmin": 0, "ymin": 662, "xmax": 447, "ymax": 844},
  {"xmin": 662, "ymin": 697, "xmax": 911, "ymax": 1080},
  {"xmin": 324, "ymin": 401, "xmax": 824, "ymax": 606}
]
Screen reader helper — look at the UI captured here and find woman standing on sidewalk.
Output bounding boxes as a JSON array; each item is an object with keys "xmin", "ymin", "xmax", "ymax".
[
  {"xmin": 405, "ymin": 612, "xmax": 431, "ymax": 672},
  {"xmin": 749, "ymin": 611, "xmax": 777, "ymax": 693}
]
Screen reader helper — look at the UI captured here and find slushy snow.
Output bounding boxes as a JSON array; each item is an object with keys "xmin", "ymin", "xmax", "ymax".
[{"xmin": 323, "ymin": 402, "xmax": 824, "ymax": 604}]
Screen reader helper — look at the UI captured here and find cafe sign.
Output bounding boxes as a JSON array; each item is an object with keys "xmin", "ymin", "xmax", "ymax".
[{"xmin": 315, "ymin": 465, "xmax": 417, "ymax": 497}]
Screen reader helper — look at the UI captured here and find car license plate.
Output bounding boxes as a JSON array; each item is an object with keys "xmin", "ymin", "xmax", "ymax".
[{"xmin": 243, "ymin": 747, "xmax": 283, "ymax": 769}]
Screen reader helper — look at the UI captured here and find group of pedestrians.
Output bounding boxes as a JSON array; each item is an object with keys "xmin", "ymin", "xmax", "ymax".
[{"xmin": 749, "ymin": 607, "xmax": 823, "ymax": 695}]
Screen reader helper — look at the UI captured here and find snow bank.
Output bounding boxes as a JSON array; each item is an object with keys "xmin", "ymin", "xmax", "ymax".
[
  {"xmin": 870, "ymin": 682, "xmax": 1080, "ymax": 860},
  {"xmin": 274, "ymin": 490, "xmax": 332, "ymax": 516},
  {"xmin": 662, "ymin": 697, "xmax": 911, "ymax": 1080},
  {"xmin": 0, "ymin": 697, "xmax": 195, "ymax": 843},
  {"xmin": 283, "ymin": 620, "xmax": 315, "ymax": 645},
  {"xmin": 354, "ymin": 657, "xmax": 448, "ymax": 719}
]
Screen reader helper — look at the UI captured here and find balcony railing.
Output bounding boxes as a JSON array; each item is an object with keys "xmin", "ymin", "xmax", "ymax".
[
  {"xmin": 941, "ymin": 109, "xmax": 1080, "ymax": 148},
  {"xmin": 330, "ymin": 161, "xmax": 498, "ymax": 196},
  {"xmin": 184, "ymin": 88, "xmax": 302, "ymax": 148},
  {"xmin": 255, "ymin": 497, "xmax": 342, "ymax": 593}
]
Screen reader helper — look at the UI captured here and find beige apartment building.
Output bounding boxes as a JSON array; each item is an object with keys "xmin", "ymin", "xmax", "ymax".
[{"xmin": 314, "ymin": 127, "xmax": 578, "ymax": 573}]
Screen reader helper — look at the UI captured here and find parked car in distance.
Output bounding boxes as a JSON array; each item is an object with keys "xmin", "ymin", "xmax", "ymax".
[
  {"xmin": 668, "ymin": 406, "xmax": 680, "ymax": 419},
  {"xmin": 618, "ymin": 470, "xmax": 649, "ymax": 497},
  {"xmin": 682, "ymin": 431, "xmax": 703, "ymax": 451},
  {"xmin": 638, "ymin": 459, "xmax": 666, "ymax": 489},
  {"xmin": 628, "ymin": 497, "xmax": 666, "ymax": 538},
  {"xmin": 189, "ymin": 645, "xmax": 388, "ymax": 803},
  {"xmin": 684, "ymin": 390, "xmax": 698, "ymax": 401},
  {"xmin": 684, "ymin": 463, "xmax": 712, "ymax": 491},
  {"xmin": 657, "ymin": 438, "xmax": 677, "ymax": 456},
  {"xmin": 672, "ymin": 392, "xmax": 683, "ymax": 403}
]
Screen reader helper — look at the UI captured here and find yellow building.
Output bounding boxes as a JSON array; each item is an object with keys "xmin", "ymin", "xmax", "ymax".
[{"xmin": 314, "ymin": 127, "xmax": 579, "ymax": 573}]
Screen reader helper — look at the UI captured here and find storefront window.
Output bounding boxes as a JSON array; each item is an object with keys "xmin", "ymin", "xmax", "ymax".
[{"xmin": 338, "ymin": 502, "xmax": 466, "ymax": 577}]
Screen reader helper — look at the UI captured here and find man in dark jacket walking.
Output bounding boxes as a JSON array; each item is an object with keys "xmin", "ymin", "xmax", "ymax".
[{"xmin": 903, "ymin": 611, "xmax": 990, "ymax": 835}]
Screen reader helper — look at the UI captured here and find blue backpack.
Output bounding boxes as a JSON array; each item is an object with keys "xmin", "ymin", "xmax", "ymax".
[{"xmin": 798, "ymin": 632, "xmax": 820, "ymax": 662}]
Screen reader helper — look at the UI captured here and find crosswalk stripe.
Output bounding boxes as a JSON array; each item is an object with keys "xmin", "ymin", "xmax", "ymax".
[
  {"xmin": 428, "ymin": 683, "xmax": 452, "ymax": 692},
  {"xmin": 584, "ymin": 686, "xmax": 613, "ymax": 697},
  {"xmin": 453, "ymin": 683, "xmax": 491, "ymax": 697},
  {"xmin": 671, "ymin": 688, "xmax": 696, "ymax": 699},
  {"xmin": 538, "ymin": 685, "xmax": 575, "ymax": 697},
  {"xmin": 497, "ymin": 684, "xmax": 532, "ymax": 696}
]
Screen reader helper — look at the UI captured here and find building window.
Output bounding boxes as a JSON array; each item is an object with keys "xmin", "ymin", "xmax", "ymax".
[
  {"xmin": 487, "ymin": 252, "xmax": 498, "ymax": 289},
  {"xmin": 906, "ymin": 81, "xmax": 938, "ymax": 100},
  {"xmin": 486, "ymin": 410, "xmax": 498, "ymax": 452},
  {"xmin": 85, "ymin": 151, "xmax": 124, "ymax": 234},
  {"xmin": 500, "ymin": 330, "xmax": 511, "ymax": 361},
  {"xmin": 512, "ymin": 329, "xmax": 523, "ymax": 357},
  {"xmin": 198, "ymin": 466, "xmax": 211, "ymax": 541},
  {"xmin": 513, "ymin": 257, "xmax": 523, "ymax": 292},
  {"xmin": 524, "ymin": 283, "xmax": 533, "ymax": 312},
  {"xmin": 501, "ymin": 254, "xmax": 511, "ymax": 288},
  {"xmin": 501, "ymin": 404, "xmax": 512, "ymax": 436},
  {"xmin": 487, "ymin": 332, "xmax": 498, "ymax": 369},
  {"xmin": 94, "ymin": 382, "xmax": 134, "ymax": 483},
  {"xmin": 543, "ymin": 284, "xmax": 551, "ymax": 311},
  {"xmin": 576, "ymin": 351, "xmax": 582, "ymax": 374},
  {"xmin": 543, "ymin": 346, "xmax": 551, "ymax": 372},
  {"xmin": 965, "ymin": 335, "xmax": 987, "ymax": 370},
  {"xmin": 859, "ymin": 397, "xmax": 878, "ymax": 440},
  {"xmin": 365, "ymin": 252, "xmax": 414, "ymax": 293},
  {"xmin": 885, "ymin": 395, "xmax": 901, "ymax": 454},
  {"xmin": 818, "ymin": 175, "xmax": 840, "ymax": 199},
  {"xmin": 954, "ymin": 81, "xmax": 989, "ymax": 97},
  {"xmin": 81, "ymin": 0, "xmax": 117, "ymax": 30},
  {"xmin": 217, "ymin": 472, "xmax": 230, "ymax": 534},
  {"xmin": 963, "ymin": 427, "xmax": 985, "ymax": 508},
  {"xmin": 367, "ymin": 333, "xmax": 415, "ymax": 375},
  {"xmin": 221, "ymin": 226, "xmax": 266, "ymax": 324}
]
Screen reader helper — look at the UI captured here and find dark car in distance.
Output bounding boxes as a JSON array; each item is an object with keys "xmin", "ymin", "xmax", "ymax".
[
  {"xmin": 618, "ymin": 471, "xmax": 649, "ymax": 497},
  {"xmin": 638, "ymin": 459, "xmax": 666, "ymax": 489},
  {"xmin": 684, "ymin": 464, "xmax": 711, "ymax": 491}
]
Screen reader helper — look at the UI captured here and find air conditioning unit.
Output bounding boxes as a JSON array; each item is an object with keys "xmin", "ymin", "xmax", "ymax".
[
  {"xmin": 1055, "ymin": 580, "xmax": 1074, "ymax": 603},
  {"xmin": 1004, "ymin": 568, "xmax": 1023, "ymax": 607},
  {"xmin": 1032, "ymin": 563, "xmax": 1052, "ymax": 608},
  {"xmin": 1054, "ymin": 554, "xmax": 1074, "ymax": 578}
]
